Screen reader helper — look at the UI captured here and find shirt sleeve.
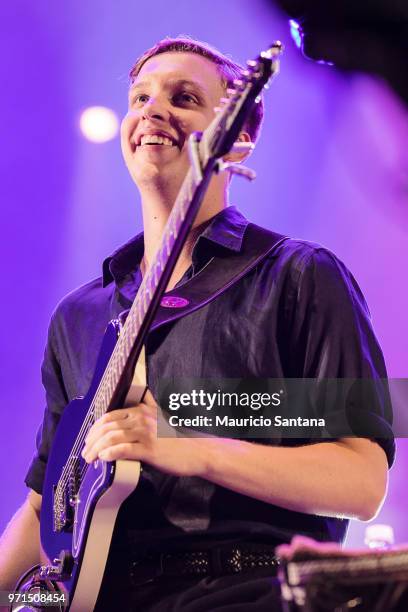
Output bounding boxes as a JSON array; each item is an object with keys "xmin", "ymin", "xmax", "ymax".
[
  {"xmin": 287, "ymin": 246, "xmax": 395, "ymax": 467},
  {"xmin": 24, "ymin": 313, "xmax": 69, "ymax": 494}
]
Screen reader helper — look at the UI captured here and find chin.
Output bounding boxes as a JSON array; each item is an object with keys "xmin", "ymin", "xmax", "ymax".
[{"xmin": 132, "ymin": 159, "xmax": 189, "ymax": 189}]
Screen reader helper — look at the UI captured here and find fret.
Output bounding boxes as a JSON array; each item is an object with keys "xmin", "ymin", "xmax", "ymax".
[
  {"xmin": 166, "ymin": 230, "xmax": 175, "ymax": 251},
  {"xmin": 152, "ymin": 260, "xmax": 158, "ymax": 286},
  {"xmin": 142, "ymin": 286, "xmax": 147, "ymax": 317},
  {"xmin": 93, "ymin": 399, "xmax": 101, "ymax": 421},
  {"xmin": 117, "ymin": 349, "xmax": 126, "ymax": 375},
  {"xmin": 135, "ymin": 304, "xmax": 143, "ymax": 329},
  {"xmin": 156, "ymin": 251, "xmax": 165, "ymax": 282},
  {"xmin": 123, "ymin": 329, "xmax": 133, "ymax": 360},
  {"xmin": 165, "ymin": 234, "xmax": 172, "ymax": 256}
]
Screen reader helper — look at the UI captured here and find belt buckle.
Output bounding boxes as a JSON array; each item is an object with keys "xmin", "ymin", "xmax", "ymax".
[{"xmin": 130, "ymin": 554, "xmax": 164, "ymax": 586}]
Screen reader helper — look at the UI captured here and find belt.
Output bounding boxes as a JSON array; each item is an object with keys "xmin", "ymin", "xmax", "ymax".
[{"xmin": 130, "ymin": 545, "xmax": 280, "ymax": 586}]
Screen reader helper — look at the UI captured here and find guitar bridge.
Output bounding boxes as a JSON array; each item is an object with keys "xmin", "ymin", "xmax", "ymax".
[
  {"xmin": 53, "ymin": 484, "xmax": 67, "ymax": 532},
  {"xmin": 53, "ymin": 456, "xmax": 82, "ymax": 532}
]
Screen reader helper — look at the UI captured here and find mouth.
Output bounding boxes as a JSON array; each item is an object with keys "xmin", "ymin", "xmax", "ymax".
[{"xmin": 131, "ymin": 132, "xmax": 181, "ymax": 152}]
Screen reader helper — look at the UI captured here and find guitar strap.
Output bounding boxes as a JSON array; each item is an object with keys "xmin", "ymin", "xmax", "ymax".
[{"xmin": 150, "ymin": 223, "xmax": 289, "ymax": 333}]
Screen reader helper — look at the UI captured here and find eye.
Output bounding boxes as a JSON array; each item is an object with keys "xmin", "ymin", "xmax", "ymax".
[
  {"xmin": 132, "ymin": 93, "xmax": 149, "ymax": 105},
  {"xmin": 173, "ymin": 91, "xmax": 199, "ymax": 105}
]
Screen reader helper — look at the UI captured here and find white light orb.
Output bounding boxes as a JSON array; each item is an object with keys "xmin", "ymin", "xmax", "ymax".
[{"xmin": 79, "ymin": 106, "xmax": 119, "ymax": 143}]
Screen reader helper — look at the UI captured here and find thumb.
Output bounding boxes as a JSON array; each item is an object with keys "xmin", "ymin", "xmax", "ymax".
[{"xmin": 143, "ymin": 388, "xmax": 158, "ymax": 407}]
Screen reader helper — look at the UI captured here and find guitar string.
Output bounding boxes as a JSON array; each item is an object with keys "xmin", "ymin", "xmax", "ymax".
[
  {"xmin": 55, "ymin": 271, "xmax": 153, "ymax": 493},
  {"xmin": 57, "ymin": 175, "xmax": 191, "ymax": 485},
  {"xmin": 59, "ymin": 222, "xmax": 171, "ymax": 470},
  {"xmin": 55, "ymin": 194, "xmax": 188, "ymax": 499},
  {"xmin": 56, "ymin": 289, "xmax": 144, "ymax": 494},
  {"xmin": 70, "ymin": 195, "xmax": 189, "ymax": 486},
  {"xmin": 56, "ymin": 321, "xmax": 141, "ymax": 501},
  {"xmin": 59, "ymin": 227, "xmax": 179, "ymax": 492}
]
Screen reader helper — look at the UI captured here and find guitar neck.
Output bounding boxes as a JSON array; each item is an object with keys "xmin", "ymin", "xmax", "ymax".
[{"xmin": 93, "ymin": 158, "xmax": 215, "ymax": 420}]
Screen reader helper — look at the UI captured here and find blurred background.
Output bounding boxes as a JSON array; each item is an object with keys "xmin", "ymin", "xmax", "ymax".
[{"xmin": 0, "ymin": 0, "xmax": 407, "ymax": 548}]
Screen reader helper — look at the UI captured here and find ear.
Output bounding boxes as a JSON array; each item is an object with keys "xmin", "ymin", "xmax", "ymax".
[{"xmin": 222, "ymin": 131, "xmax": 253, "ymax": 163}]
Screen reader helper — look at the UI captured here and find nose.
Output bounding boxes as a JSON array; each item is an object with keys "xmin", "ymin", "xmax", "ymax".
[{"xmin": 142, "ymin": 96, "xmax": 169, "ymax": 122}]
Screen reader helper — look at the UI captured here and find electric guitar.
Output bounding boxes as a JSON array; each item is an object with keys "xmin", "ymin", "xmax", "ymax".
[{"xmin": 13, "ymin": 43, "xmax": 282, "ymax": 611}]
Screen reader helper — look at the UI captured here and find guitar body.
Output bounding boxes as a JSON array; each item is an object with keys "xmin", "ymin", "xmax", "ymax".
[{"xmin": 39, "ymin": 319, "xmax": 142, "ymax": 611}]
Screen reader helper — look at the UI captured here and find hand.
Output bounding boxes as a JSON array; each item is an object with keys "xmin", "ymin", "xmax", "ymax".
[
  {"xmin": 81, "ymin": 390, "xmax": 210, "ymax": 478},
  {"xmin": 276, "ymin": 535, "xmax": 342, "ymax": 561}
]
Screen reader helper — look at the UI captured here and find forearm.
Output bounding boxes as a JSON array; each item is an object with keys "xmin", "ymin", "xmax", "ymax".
[
  {"xmin": 83, "ymin": 400, "xmax": 388, "ymax": 521},
  {"xmin": 0, "ymin": 492, "xmax": 41, "ymax": 590},
  {"xmin": 202, "ymin": 437, "xmax": 387, "ymax": 521}
]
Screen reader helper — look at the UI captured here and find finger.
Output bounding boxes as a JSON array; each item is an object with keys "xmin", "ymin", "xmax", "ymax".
[
  {"xmin": 85, "ymin": 404, "xmax": 157, "ymax": 452},
  {"xmin": 85, "ymin": 417, "xmax": 141, "ymax": 449},
  {"xmin": 289, "ymin": 535, "xmax": 338, "ymax": 553},
  {"xmin": 98, "ymin": 442, "xmax": 145, "ymax": 462},
  {"xmin": 94, "ymin": 402, "xmax": 156, "ymax": 427},
  {"xmin": 275, "ymin": 544, "xmax": 291, "ymax": 559},
  {"xmin": 84, "ymin": 421, "xmax": 151, "ymax": 459},
  {"xmin": 82, "ymin": 427, "xmax": 152, "ymax": 463}
]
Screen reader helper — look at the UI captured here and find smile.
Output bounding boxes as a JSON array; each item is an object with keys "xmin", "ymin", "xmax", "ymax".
[{"xmin": 139, "ymin": 134, "xmax": 175, "ymax": 146}]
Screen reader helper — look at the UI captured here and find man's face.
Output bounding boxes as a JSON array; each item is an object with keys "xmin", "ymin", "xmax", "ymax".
[{"xmin": 121, "ymin": 52, "xmax": 225, "ymax": 189}]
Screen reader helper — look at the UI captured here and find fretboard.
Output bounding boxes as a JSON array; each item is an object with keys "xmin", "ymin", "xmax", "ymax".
[{"xmin": 92, "ymin": 165, "xmax": 201, "ymax": 420}]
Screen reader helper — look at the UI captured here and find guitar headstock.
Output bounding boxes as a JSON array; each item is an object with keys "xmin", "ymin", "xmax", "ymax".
[{"xmin": 199, "ymin": 42, "xmax": 283, "ymax": 164}]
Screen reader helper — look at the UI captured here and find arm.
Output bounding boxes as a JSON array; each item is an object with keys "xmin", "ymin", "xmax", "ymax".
[
  {"xmin": 0, "ymin": 490, "xmax": 42, "ymax": 590},
  {"xmin": 82, "ymin": 248, "xmax": 392, "ymax": 524},
  {"xmin": 82, "ymin": 397, "xmax": 388, "ymax": 522},
  {"xmin": 200, "ymin": 436, "xmax": 388, "ymax": 521}
]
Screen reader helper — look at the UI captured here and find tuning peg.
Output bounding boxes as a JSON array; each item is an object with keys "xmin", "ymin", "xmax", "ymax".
[
  {"xmin": 216, "ymin": 161, "xmax": 256, "ymax": 181},
  {"xmin": 229, "ymin": 142, "xmax": 255, "ymax": 154},
  {"xmin": 261, "ymin": 41, "xmax": 284, "ymax": 59}
]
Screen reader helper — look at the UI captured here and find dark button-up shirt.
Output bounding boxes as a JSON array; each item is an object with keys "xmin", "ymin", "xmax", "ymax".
[{"xmin": 25, "ymin": 206, "xmax": 394, "ymax": 551}]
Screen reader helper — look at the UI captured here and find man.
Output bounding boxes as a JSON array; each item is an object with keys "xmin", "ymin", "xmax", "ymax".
[{"xmin": 0, "ymin": 37, "xmax": 394, "ymax": 611}]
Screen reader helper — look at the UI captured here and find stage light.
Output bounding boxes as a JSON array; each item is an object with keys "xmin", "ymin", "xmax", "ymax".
[
  {"xmin": 289, "ymin": 19, "xmax": 302, "ymax": 49},
  {"xmin": 79, "ymin": 106, "xmax": 119, "ymax": 143}
]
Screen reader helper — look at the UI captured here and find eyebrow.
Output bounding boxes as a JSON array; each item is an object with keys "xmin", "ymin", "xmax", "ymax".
[{"xmin": 129, "ymin": 78, "xmax": 208, "ymax": 99}]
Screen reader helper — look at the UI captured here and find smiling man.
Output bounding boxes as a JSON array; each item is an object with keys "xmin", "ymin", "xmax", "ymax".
[
  {"xmin": 120, "ymin": 48, "xmax": 252, "ymax": 292},
  {"xmin": 0, "ymin": 37, "xmax": 394, "ymax": 611}
]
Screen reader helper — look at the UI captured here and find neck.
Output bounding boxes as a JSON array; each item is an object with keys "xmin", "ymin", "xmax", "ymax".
[{"xmin": 138, "ymin": 173, "xmax": 229, "ymax": 284}]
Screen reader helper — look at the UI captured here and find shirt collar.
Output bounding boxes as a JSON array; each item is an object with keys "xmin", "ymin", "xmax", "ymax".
[{"xmin": 102, "ymin": 205, "xmax": 249, "ymax": 287}]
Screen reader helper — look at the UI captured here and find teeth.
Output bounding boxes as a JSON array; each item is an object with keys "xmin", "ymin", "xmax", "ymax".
[{"xmin": 140, "ymin": 134, "xmax": 174, "ymax": 146}]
